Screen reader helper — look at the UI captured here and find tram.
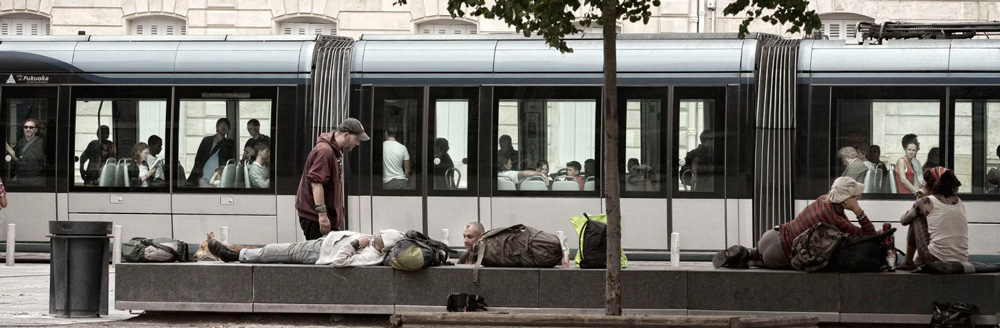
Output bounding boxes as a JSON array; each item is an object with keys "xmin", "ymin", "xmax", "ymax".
[{"xmin": 3, "ymin": 33, "xmax": 999, "ymax": 258}]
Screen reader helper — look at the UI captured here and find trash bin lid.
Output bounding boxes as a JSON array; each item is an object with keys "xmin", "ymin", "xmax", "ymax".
[{"xmin": 49, "ymin": 221, "xmax": 113, "ymax": 236}]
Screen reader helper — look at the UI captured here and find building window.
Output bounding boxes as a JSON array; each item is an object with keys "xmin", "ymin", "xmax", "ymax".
[
  {"xmin": 416, "ymin": 20, "xmax": 477, "ymax": 35},
  {"xmin": 819, "ymin": 13, "xmax": 873, "ymax": 40},
  {"xmin": 129, "ymin": 16, "xmax": 186, "ymax": 36},
  {"xmin": 0, "ymin": 14, "xmax": 51, "ymax": 36},
  {"xmin": 278, "ymin": 18, "xmax": 337, "ymax": 36}
]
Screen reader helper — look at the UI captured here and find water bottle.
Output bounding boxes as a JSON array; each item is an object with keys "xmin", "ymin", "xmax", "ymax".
[
  {"xmin": 883, "ymin": 223, "xmax": 896, "ymax": 271},
  {"xmin": 556, "ymin": 231, "xmax": 570, "ymax": 268}
]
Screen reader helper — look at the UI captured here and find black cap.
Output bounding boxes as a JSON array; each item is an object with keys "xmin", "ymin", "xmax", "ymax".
[{"xmin": 338, "ymin": 118, "xmax": 370, "ymax": 141}]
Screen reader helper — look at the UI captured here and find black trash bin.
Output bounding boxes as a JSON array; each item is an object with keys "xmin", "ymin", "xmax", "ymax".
[{"xmin": 49, "ymin": 221, "xmax": 112, "ymax": 318}]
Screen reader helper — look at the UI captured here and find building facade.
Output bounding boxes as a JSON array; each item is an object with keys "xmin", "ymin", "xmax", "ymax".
[{"xmin": 0, "ymin": 1, "xmax": 997, "ymax": 39}]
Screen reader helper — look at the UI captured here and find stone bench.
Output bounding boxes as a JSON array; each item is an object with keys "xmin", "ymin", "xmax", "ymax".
[{"xmin": 116, "ymin": 263, "xmax": 1000, "ymax": 325}]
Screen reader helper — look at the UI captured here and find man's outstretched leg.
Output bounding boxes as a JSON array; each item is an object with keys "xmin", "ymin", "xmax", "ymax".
[{"xmin": 209, "ymin": 239, "xmax": 322, "ymax": 264}]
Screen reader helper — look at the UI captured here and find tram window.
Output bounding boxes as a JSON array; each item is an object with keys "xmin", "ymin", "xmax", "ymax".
[
  {"xmin": 624, "ymin": 99, "xmax": 663, "ymax": 192},
  {"xmin": 496, "ymin": 99, "xmax": 597, "ymax": 192},
  {"xmin": 957, "ymin": 100, "xmax": 1000, "ymax": 194},
  {"xmin": 374, "ymin": 89, "xmax": 423, "ymax": 192},
  {"xmin": 835, "ymin": 100, "xmax": 940, "ymax": 194},
  {"xmin": 177, "ymin": 99, "xmax": 273, "ymax": 189},
  {"xmin": 677, "ymin": 99, "xmax": 719, "ymax": 193},
  {"xmin": 73, "ymin": 99, "xmax": 168, "ymax": 189},
  {"xmin": 3, "ymin": 98, "xmax": 52, "ymax": 188},
  {"xmin": 433, "ymin": 100, "xmax": 470, "ymax": 190}
]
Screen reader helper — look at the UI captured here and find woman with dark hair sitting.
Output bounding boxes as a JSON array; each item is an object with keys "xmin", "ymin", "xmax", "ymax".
[{"xmin": 899, "ymin": 167, "xmax": 969, "ymax": 270}]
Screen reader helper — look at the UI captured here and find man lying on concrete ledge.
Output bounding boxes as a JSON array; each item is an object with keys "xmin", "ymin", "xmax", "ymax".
[{"xmin": 208, "ymin": 229, "xmax": 404, "ymax": 267}]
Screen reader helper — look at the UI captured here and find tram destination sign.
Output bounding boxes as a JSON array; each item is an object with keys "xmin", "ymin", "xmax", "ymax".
[{"xmin": 4, "ymin": 74, "xmax": 51, "ymax": 84}]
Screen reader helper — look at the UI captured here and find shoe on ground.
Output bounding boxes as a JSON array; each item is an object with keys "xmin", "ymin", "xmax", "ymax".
[
  {"xmin": 712, "ymin": 245, "xmax": 749, "ymax": 269},
  {"xmin": 208, "ymin": 239, "xmax": 240, "ymax": 262}
]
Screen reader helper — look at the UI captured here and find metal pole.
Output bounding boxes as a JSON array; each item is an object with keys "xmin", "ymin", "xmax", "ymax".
[
  {"xmin": 220, "ymin": 226, "xmax": 229, "ymax": 244},
  {"xmin": 6, "ymin": 224, "xmax": 14, "ymax": 266},
  {"xmin": 670, "ymin": 232, "xmax": 680, "ymax": 268},
  {"xmin": 112, "ymin": 225, "xmax": 122, "ymax": 265}
]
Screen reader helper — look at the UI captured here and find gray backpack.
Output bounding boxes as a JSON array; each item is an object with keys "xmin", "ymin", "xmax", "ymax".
[
  {"xmin": 122, "ymin": 237, "xmax": 191, "ymax": 262},
  {"xmin": 472, "ymin": 224, "xmax": 561, "ymax": 284}
]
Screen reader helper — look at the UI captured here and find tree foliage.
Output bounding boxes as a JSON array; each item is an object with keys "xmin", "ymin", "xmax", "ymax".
[
  {"xmin": 723, "ymin": 0, "xmax": 822, "ymax": 38},
  {"xmin": 394, "ymin": 0, "xmax": 660, "ymax": 53}
]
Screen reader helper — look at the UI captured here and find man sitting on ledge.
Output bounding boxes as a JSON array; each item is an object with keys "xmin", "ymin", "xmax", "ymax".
[{"xmin": 208, "ymin": 229, "xmax": 404, "ymax": 267}]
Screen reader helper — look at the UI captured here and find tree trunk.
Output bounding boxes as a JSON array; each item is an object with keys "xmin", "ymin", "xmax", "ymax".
[{"xmin": 601, "ymin": 0, "xmax": 622, "ymax": 317}]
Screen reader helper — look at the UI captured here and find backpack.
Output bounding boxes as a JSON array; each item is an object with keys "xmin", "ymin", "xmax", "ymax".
[
  {"xmin": 824, "ymin": 228, "xmax": 896, "ymax": 273},
  {"xmin": 569, "ymin": 213, "xmax": 628, "ymax": 268},
  {"xmin": 122, "ymin": 237, "xmax": 191, "ymax": 262},
  {"xmin": 384, "ymin": 230, "xmax": 451, "ymax": 271},
  {"xmin": 790, "ymin": 222, "xmax": 848, "ymax": 272},
  {"xmin": 931, "ymin": 302, "xmax": 979, "ymax": 328},
  {"xmin": 472, "ymin": 224, "xmax": 561, "ymax": 284},
  {"xmin": 447, "ymin": 293, "xmax": 488, "ymax": 312}
]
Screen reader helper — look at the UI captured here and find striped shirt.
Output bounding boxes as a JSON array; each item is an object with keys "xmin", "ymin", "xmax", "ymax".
[{"xmin": 780, "ymin": 196, "xmax": 877, "ymax": 258}]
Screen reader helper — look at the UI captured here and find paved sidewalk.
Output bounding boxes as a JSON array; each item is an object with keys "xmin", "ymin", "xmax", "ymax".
[{"xmin": 0, "ymin": 263, "xmax": 135, "ymax": 327}]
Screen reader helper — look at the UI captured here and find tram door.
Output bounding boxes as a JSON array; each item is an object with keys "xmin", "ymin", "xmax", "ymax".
[
  {"xmin": 670, "ymin": 87, "xmax": 728, "ymax": 252},
  {"xmin": 0, "ymin": 86, "xmax": 58, "ymax": 242},
  {"xmin": 618, "ymin": 88, "xmax": 671, "ymax": 250},
  {"xmin": 369, "ymin": 87, "xmax": 479, "ymax": 250}
]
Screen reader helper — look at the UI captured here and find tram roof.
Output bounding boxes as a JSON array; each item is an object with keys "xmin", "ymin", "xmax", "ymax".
[{"xmin": 0, "ymin": 35, "xmax": 321, "ymax": 74}]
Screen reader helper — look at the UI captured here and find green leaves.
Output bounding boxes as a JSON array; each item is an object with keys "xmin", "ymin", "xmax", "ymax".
[
  {"xmin": 394, "ymin": 0, "xmax": 658, "ymax": 54},
  {"xmin": 723, "ymin": 0, "xmax": 821, "ymax": 38}
]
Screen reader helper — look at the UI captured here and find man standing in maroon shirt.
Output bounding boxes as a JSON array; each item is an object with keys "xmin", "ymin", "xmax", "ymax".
[{"xmin": 296, "ymin": 118, "xmax": 370, "ymax": 240}]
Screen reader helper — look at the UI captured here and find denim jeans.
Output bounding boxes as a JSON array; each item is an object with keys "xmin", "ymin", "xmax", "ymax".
[{"xmin": 241, "ymin": 238, "xmax": 323, "ymax": 264}]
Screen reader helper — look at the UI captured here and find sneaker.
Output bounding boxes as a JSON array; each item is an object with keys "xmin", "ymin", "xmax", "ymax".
[
  {"xmin": 208, "ymin": 239, "xmax": 240, "ymax": 262},
  {"xmin": 712, "ymin": 245, "xmax": 750, "ymax": 269}
]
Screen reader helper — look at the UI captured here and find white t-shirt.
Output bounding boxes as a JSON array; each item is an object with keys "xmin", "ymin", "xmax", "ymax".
[
  {"xmin": 383, "ymin": 140, "xmax": 410, "ymax": 183},
  {"xmin": 497, "ymin": 170, "xmax": 520, "ymax": 183}
]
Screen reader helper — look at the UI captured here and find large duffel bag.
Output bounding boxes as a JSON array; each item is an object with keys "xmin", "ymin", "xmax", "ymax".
[
  {"xmin": 472, "ymin": 224, "xmax": 561, "ymax": 284},
  {"xmin": 122, "ymin": 237, "xmax": 191, "ymax": 262}
]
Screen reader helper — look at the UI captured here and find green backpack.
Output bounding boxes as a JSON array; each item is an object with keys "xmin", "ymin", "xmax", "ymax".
[
  {"xmin": 569, "ymin": 214, "xmax": 627, "ymax": 268},
  {"xmin": 122, "ymin": 237, "xmax": 192, "ymax": 262}
]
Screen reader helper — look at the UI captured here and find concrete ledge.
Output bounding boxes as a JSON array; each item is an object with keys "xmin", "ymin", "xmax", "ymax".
[
  {"xmin": 116, "ymin": 301, "xmax": 252, "ymax": 312},
  {"xmin": 114, "ymin": 263, "xmax": 1000, "ymax": 325},
  {"xmin": 115, "ymin": 263, "xmax": 253, "ymax": 303},
  {"xmin": 253, "ymin": 303, "xmax": 394, "ymax": 314}
]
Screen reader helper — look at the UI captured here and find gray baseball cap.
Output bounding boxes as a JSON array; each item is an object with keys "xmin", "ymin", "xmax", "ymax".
[{"xmin": 338, "ymin": 118, "xmax": 370, "ymax": 141}]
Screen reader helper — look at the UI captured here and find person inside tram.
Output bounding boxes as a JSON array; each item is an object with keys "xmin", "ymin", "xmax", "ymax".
[
  {"xmin": 248, "ymin": 141, "xmax": 271, "ymax": 189},
  {"xmin": 6, "ymin": 118, "xmax": 46, "ymax": 186},
  {"xmin": 626, "ymin": 158, "xmax": 655, "ymax": 191},
  {"xmin": 855, "ymin": 144, "xmax": 871, "ymax": 169},
  {"xmin": 496, "ymin": 154, "xmax": 547, "ymax": 184},
  {"xmin": 899, "ymin": 167, "xmax": 969, "ymax": 270},
  {"xmin": 457, "ymin": 221, "xmax": 485, "ymax": 264},
  {"xmin": 207, "ymin": 228, "xmax": 405, "ymax": 267},
  {"xmin": 922, "ymin": 147, "xmax": 941, "ymax": 173},
  {"xmin": 243, "ymin": 119, "xmax": 270, "ymax": 162},
  {"xmin": 895, "ymin": 134, "xmax": 922, "ymax": 195},
  {"xmin": 0, "ymin": 177, "xmax": 7, "ymax": 209},
  {"xmin": 987, "ymin": 145, "xmax": 1000, "ymax": 194},
  {"xmin": 566, "ymin": 161, "xmax": 585, "ymax": 190},
  {"xmin": 713, "ymin": 177, "xmax": 877, "ymax": 270},
  {"xmin": 208, "ymin": 166, "xmax": 226, "ymax": 187},
  {"xmin": 535, "ymin": 160, "xmax": 551, "ymax": 187},
  {"xmin": 432, "ymin": 138, "xmax": 454, "ymax": 190},
  {"xmin": 382, "ymin": 126, "xmax": 411, "ymax": 189},
  {"xmin": 79, "ymin": 125, "xmax": 115, "ymax": 186},
  {"xmin": 583, "ymin": 159, "xmax": 596, "ymax": 180},
  {"xmin": 682, "ymin": 130, "xmax": 714, "ymax": 191},
  {"xmin": 865, "ymin": 145, "xmax": 891, "ymax": 193},
  {"xmin": 146, "ymin": 135, "xmax": 165, "ymax": 184},
  {"xmin": 838, "ymin": 146, "xmax": 868, "ymax": 183},
  {"xmin": 189, "ymin": 118, "xmax": 237, "ymax": 187},
  {"xmin": 498, "ymin": 134, "xmax": 519, "ymax": 170},
  {"xmin": 127, "ymin": 142, "xmax": 161, "ymax": 188}
]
